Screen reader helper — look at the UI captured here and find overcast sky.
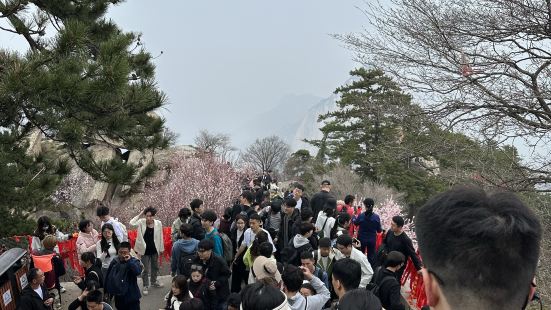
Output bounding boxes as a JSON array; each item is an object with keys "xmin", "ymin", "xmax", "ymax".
[
  {"xmin": 107, "ymin": 0, "xmax": 367, "ymax": 145},
  {"xmin": 0, "ymin": 1, "xmax": 369, "ymax": 146}
]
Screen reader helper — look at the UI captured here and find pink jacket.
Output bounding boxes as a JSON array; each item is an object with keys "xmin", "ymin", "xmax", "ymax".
[{"xmin": 76, "ymin": 229, "xmax": 99, "ymax": 257}]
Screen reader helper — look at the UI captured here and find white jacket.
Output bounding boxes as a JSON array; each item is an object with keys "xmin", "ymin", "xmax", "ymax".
[
  {"xmin": 335, "ymin": 247, "xmax": 373, "ymax": 288},
  {"xmin": 129, "ymin": 213, "xmax": 164, "ymax": 256}
]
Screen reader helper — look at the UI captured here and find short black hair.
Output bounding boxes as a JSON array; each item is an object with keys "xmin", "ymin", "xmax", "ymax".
[
  {"xmin": 180, "ymin": 298, "xmax": 204, "ymax": 310},
  {"xmin": 332, "ymin": 258, "xmax": 361, "ymax": 291},
  {"xmin": 241, "ymin": 282, "xmax": 285, "ymax": 310},
  {"xmin": 281, "ymin": 264, "xmax": 304, "ymax": 292},
  {"xmin": 318, "ymin": 237, "xmax": 331, "ymax": 248},
  {"xmin": 240, "ymin": 190, "xmax": 254, "ymax": 203},
  {"xmin": 391, "ymin": 215, "xmax": 404, "ymax": 227},
  {"xmin": 227, "ymin": 293, "xmax": 241, "ymax": 307},
  {"xmin": 363, "ymin": 198, "xmax": 374, "ymax": 209},
  {"xmin": 300, "ymin": 208, "xmax": 313, "ymax": 221},
  {"xmin": 283, "ymin": 198, "xmax": 297, "ymax": 208},
  {"xmin": 96, "ymin": 205, "xmax": 109, "ymax": 217},
  {"xmin": 180, "ymin": 223, "xmax": 193, "ymax": 238},
  {"xmin": 249, "ymin": 212, "xmax": 261, "ymax": 223},
  {"xmin": 338, "ymin": 288, "xmax": 381, "ymax": 310},
  {"xmin": 201, "ymin": 210, "xmax": 217, "ymax": 223},
  {"xmin": 198, "ymin": 238, "xmax": 214, "ymax": 251},
  {"xmin": 416, "ymin": 186, "xmax": 542, "ymax": 309},
  {"xmin": 86, "ymin": 290, "xmax": 103, "ymax": 304},
  {"xmin": 223, "ymin": 207, "xmax": 233, "ymax": 220},
  {"xmin": 119, "ymin": 241, "xmax": 131, "ymax": 250},
  {"xmin": 336, "ymin": 234, "xmax": 353, "ymax": 247},
  {"xmin": 270, "ymin": 199, "xmax": 283, "ymax": 213},
  {"xmin": 78, "ymin": 219, "xmax": 91, "ymax": 232},
  {"xmin": 321, "ymin": 180, "xmax": 331, "ymax": 185},
  {"xmin": 384, "ymin": 251, "xmax": 405, "ymax": 268},
  {"xmin": 294, "ymin": 183, "xmax": 305, "ymax": 192},
  {"xmin": 259, "ymin": 242, "xmax": 273, "ymax": 258},
  {"xmin": 190, "ymin": 199, "xmax": 203, "ymax": 211},
  {"xmin": 300, "ymin": 250, "xmax": 314, "ymax": 261},
  {"xmin": 298, "ymin": 222, "xmax": 315, "ymax": 235},
  {"xmin": 27, "ymin": 268, "xmax": 40, "ymax": 282},
  {"xmin": 344, "ymin": 194, "xmax": 355, "ymax": 205},
  {"xmin": 300, "ymin": 283, "xmax": 317, "ymax": 295},
  {"xmin": 178, "ymin": 207, "xmax": 191, "ymax": 218},
  {"xmin": 80, "ymin": 252, "xmax": 96, "ymax": 264},
  {"xmin": 144, "ymin": 206, "xmax": 157, "ymax": 216}
]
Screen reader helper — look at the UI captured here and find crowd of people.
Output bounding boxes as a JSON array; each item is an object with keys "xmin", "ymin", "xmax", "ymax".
[{"xmin": 18, "ymin": 176, "xmax": 543, "ymax": 310}]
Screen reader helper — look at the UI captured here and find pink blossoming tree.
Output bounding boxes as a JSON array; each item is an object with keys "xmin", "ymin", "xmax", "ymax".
[{"xmin": 136, "ymin": 153, "xmax": 243, "ymax": 225}]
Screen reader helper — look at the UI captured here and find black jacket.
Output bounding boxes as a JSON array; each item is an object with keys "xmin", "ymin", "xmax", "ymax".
[
  {"xmin": 298, "ymin": 196, "xmax": 310, "ymax": 209},
  {"xmin": 277, "ymin": 209, "xmax": 300, "ymax": 251},
  {"xmin": 185, "ymin": 254, "xmax": 231, "ymax": 303},
  {"xmin": 374, "ymin": 268, "xmax": 405, "ymax": 310},
  {"xmin": 310, "ymin": 190, "xmax": 335, "ymax": 221},
  {"xmin": 384, "ymin": 232, "xmax": 422, "ymax": 270},
  {"xmin": 189, "ymin": 213, "xmax": 205, "ymax": 240},
  {"xmin": 17, "ymin": 285, "xmax": 50, "ymax": 310},
  {"xmin": 77, "ymin": 264, "xmax": 103, "ymax": 291}
]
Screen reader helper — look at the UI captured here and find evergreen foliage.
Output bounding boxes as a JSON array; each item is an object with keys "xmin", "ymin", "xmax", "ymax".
[
  {"xmin": 308, "ymin": 68, "xmax": 526, "ymax": 206},
  {"xmin": 0, "ymin": 0, "xmax": 170, "ymax": 236}
]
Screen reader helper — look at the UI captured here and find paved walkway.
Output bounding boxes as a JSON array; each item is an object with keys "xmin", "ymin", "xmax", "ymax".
[{"xmin": 60, "ymin": 275, "xmax": 173, "ymax": 310}]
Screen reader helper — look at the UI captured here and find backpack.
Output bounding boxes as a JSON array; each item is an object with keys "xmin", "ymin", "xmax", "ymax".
[
  {"xmin": 178, "ymin": 251, "xmax": 198, "ymax": 276},
  {"xmin": 281, "ymin": 240, "xmax": 313, "ymax": 266},
  {"xmin": 104, "ymin": 261, "xmax": 129, "ymax": 296},
  {"xmin": 366, "ymin": 275, "xmax": 396, "ymax": 299},
  {"xmin": 218, "ymin": 232, "xmax": 234, "ymax": 264}
]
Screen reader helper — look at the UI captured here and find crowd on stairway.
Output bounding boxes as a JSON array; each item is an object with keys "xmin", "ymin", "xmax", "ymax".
[{"xmin": 18, "ymin": 173, "xmax": 543, "ymax": 310}]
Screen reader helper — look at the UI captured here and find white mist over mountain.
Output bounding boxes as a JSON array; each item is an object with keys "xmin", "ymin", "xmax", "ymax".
[{"xmin": 228, "ymin": 92, "xmax": 339, "ymax": 154}]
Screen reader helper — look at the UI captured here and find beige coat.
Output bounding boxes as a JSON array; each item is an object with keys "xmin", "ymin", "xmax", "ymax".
[{"xmin": 129, "ymin": 213, "xmax": 164, "ymax": 256}]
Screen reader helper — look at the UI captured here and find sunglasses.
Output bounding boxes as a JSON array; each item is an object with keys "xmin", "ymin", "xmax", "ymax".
[{"xmin": 191, "ymin": 265, "xmax": 203, "ymax": 271}]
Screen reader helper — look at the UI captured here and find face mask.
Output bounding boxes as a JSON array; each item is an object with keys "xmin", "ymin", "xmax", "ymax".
[{"xmin": 42, "ymin": 225, "xmax": 49, "ymax": 231}]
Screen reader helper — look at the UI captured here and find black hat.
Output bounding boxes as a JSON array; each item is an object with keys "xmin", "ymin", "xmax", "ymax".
[{"xmin": 321, "ymin": 180, "xmax": 331, "ymax": 185}]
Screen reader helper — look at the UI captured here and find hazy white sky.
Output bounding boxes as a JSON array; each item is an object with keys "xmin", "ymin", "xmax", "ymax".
[
  {"xmin": 107, "ymin": 0, "xmax": 367, "ymax": 145},
  {"xmin": 0, "ymin": 1, "xmax": 369, "ymax": 146}
]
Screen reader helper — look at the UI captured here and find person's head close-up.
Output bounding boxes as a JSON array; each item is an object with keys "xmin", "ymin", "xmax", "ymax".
[
  {"xmin": 320, "ymin": 180, "xmax": 331, "ymax": 191},
  {"xmin": 240, "ymin": 282, "xmax": 287, "ymax": 310},
  {"xmin": 331, "ymin": 258, "xmax": 361, "ymax": 299},
  {"xmin": 416, "ymin": 186, "xmax": 542, "ymax": 310},
  {"xmin": 85, "ymin": 290, "xmax": 106, "ymax": 310},
  {"xmin": 318, "ymin": 237, "xmax": 332, "ymax": 257},
  {"xmin": 336, "ymin": 234, "xmax": 353, "ymax": 257},
  {"xmin": 300, "ymin": 251, "xmax": 316, "ymax": 273},
  {"xmin": 190, "ymin": 199, "xmax": 204, "ymax": 214},
  {"xmin": 200, "ymin": 210, "xmax": 217, "ymax": 229},
  {"xmin": 300, "ymin": 283, "xmax": 316, "ymax": 297},
  {"xmin": 178, "ymin": 207, "xmax": 192, "ymax": 221},
  {"xmin": 144, "ymin": 206, "xmax": 157, "ymax": 225},
  {"xmin": 95, "ymin": 203, "xmax": 110, "ymax": 222},
  {"xmin": 390, "ymin": 215, "xmax": 404, "ymax": 233},
  {"xmin": 283, "ymin": 198, "xmax": 297, "ymax": 215},
  {"xmin": 190, "ymin": 264, "xmax": 204, "ymax": 283},
  {"xmin": 248, "ymin": 213, "xmax": 262, "ymax": 232},
  {"xmin": 117, "ymin": 242, "xmax": 131, "ymax": 259},
  {"xmin": 197, "ymin": 239, "xmax": 214, "ymax": 261}
]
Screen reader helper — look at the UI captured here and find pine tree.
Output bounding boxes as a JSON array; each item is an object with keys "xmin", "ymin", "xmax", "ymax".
[{"xmin": 0, "ymin": 1, "xmax": 171, "ymax": 235}]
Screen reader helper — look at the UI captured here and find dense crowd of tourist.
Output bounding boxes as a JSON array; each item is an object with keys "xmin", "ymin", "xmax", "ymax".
[{"xmin": 18, "ymin": 173, "xmax": 543, "ymax": 310}]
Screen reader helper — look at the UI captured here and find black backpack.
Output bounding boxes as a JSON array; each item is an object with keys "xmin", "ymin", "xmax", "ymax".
[
  {"xmin": 281, "ymin": 240, "xmax": 313, "ymax": 266},
  {"xmin": 178, "ymin": 251, "xmax": 197, "ymax": 276},
  {"xmin": 366, "ymin": 275, "xmax": 396, "ymax": 299},
  {"xmin": 104, "ymin": 261, "xmax": 129, "ymax": 296}
]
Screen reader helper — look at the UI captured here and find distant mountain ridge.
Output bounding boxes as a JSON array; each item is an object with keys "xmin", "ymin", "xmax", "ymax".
[{"xmin": 229, "ymin": 92, "xmax": 338, "ymax": 153}]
